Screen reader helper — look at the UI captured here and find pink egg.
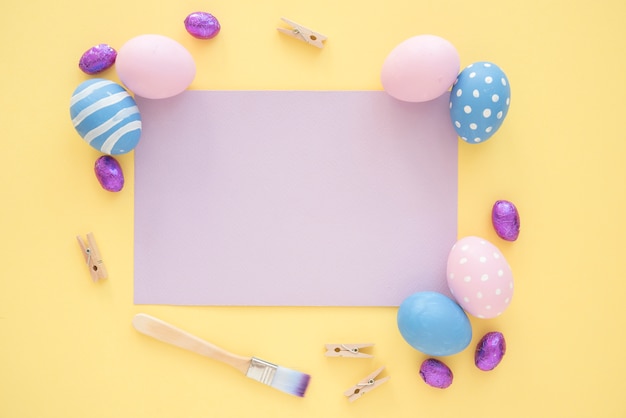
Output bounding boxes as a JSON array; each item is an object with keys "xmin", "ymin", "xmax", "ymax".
[
  {"xmin": 381, "ymin": 34, "xmax": 460, "ymax": 103},
  {"xmin": 446, "ymin": 236, "xmax": 513, "ymax": 318},
  {"xmin": 115, "ymin": 34, "xmax": 196, "ymax": 99}
]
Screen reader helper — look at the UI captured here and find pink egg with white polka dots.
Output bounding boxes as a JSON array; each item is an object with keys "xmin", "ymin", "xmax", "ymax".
[{"xmin": 446, "ymin": 236, "xmax": 513, "ymax": 319}]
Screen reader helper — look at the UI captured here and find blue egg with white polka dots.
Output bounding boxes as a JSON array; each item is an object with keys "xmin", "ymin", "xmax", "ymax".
[{"xmin": 449, "ymin": 62, "xmax": 510, "ymax": 144}]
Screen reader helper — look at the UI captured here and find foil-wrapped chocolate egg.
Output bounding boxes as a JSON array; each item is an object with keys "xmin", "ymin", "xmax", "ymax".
[
  {"xmin": 79, "ymin": 44, "xmax": 117, "ymax": 75},
  {"xmin": 475, "ymin": 331, "xmax": 506, "ymax": 371},
  {"xmin": 419, "ymin": 358, "xmax": 453, "ymax": 388},
  {"xmin": 94, "ymin": 155, "xmax": 124, "ymax": 192},
  {"xmin": 492, "ymin": 200, "xmax": 520, "ymax": 241},
  {"xmin": 184, "ymin": 12, "xmax": 221, "ymax": 39}
]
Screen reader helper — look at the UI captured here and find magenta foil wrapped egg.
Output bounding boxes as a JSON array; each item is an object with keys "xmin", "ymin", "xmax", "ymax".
[
  {"xmin": 492, "ymin": 200, "xmax": 520, "ymax": 241},
  {"xmin": 475, "ymin": 331, "xmax": 506, "ymax": 371},
  {"xmin": 184, "ymin": 12, "xmax": 221, "ymax": 39},
  {"xmin": 419, "ymin": 358, "xmax": 453, "ymax": 388},
  {"xmin": 94, "ymin": 156, "xmax": 124, "ymax": 192},
  {"xmin": 79, "ymin": 44, "xmax": 117, "ymax": 75}
]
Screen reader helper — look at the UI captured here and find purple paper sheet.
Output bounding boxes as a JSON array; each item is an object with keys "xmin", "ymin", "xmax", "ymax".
[{"xmin": 134, "ymin": 91, "xmax": 457, "ymax": 306}]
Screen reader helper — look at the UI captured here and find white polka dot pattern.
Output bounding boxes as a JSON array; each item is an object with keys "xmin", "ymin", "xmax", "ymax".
[
  {"xmin": 449, "ymin": 62, "xmax": 511, "ymax": 144},
  {"xmin": 446, "ymin": 236, "xmax": 514, "ymax": 318}
]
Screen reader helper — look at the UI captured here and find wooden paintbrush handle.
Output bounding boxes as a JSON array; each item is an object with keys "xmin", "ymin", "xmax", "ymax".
[{"xmin": 132, "ymin": 313, "xmax": 251, "ymax": 374}]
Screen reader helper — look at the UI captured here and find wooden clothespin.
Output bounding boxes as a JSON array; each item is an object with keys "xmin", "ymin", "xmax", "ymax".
[
  {"xmin": 325, "ymin": 343, "xmax": 374, "ymax": 358},
  {"xmin": 76, "ymin": 232, "xmax": 107, "ymax": 281},
  {"xmin": 277, "ymin": 17, "xmax": 327, "ymax": 48},
  {"xmin": 344, "ymin": 367, "xmax": 390, "ymax": 402}
]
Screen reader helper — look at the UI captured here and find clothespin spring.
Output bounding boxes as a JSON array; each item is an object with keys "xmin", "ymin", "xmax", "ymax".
[
  {"xmin": 352, "ymin": 378, "xmax": 376, "ymax": 395},
  {"xmin": 277, "ymin": 17, "xmax": 326, "ymax": 48},
  {"xmin": 292, "ymin": 27, "xmax": 318, "ymax": 43},
  {"xmin": 325, "ymin": 343, "xmax": 374, "ymax": 358},
  {"xmin": 342, "ymin": 344, "xmax": 360, "ymax": 354},
  {"xmin": 77, "ymin": 232, "xmax": 107, "ymax": 281},
  {"xmin": 344, "ymin": 366, "xmax": 389, "ymax": 401},
  {"xmin": 85, "ymin": 247, "xmax": 104, "ymax": 273}
]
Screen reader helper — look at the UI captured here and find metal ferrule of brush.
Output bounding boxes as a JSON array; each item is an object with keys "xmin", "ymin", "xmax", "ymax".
[{"xmin": 246, "ymin": 357, "xmax": 278, "ymax": 386}]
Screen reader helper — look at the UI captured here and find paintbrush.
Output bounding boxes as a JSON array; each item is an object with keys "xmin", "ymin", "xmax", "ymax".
[{"xmin": 132, "ymin": 313, "xmax": 311, "ymax": 397}]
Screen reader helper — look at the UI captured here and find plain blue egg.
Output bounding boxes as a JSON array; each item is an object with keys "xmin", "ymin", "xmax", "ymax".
[
  {"xmin": 397, "ymin": 291, "xmax": 472, "ymax": 356},
  {"xmin": 449, "ymin": 62, "xmax": 511, "ymax": 144}
]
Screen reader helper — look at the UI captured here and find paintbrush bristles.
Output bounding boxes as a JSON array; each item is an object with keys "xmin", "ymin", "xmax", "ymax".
[
  {"xmin": 270, "ymin": 365, "xmax": 311, "ymax": 397},
  {"xmin": 246, "ymin": 357, "xmax": 310, "ymax": 397}
]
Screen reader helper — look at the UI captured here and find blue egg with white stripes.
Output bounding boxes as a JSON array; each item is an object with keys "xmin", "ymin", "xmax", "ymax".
[
  {"xmin": 70, "ymin": 78, "xmax": 141, "ymax": 155},
  {"xmin": 449, "ymin": 62, "xmax": 511, "ymax": 144}
]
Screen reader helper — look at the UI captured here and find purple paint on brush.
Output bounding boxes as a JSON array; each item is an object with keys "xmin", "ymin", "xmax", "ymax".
[{"xmin": 270, "ymin": 366, "xmax": 311, "ymax": 397}]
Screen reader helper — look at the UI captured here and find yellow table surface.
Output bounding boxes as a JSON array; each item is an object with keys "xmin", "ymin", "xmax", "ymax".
[{"xmin": 2, "ymin": 0, "xmax": 626, "ymax": 416}]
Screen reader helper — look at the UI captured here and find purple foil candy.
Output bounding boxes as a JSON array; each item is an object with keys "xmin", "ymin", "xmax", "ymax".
[
  {"xmin": 475, "ymin": 331, "xmax": 506, "ymax": 371},
  {"xmin": 79, "ymin": 44, "xmax": 117, "ymax": 75},
  {"xmin": 184, "ymin": 12, "xmax": 221, "ymax": 39},
  {"xmin": 419, "ymin": 358, "xmax": 453, "ymax": 389},
  {"xmin": 94, "ymin": 155, "xmax": 124, "ymax": 192},
  {"xmin": 492, "ymin": 200, "xmax": 520, "ymax": 241}
]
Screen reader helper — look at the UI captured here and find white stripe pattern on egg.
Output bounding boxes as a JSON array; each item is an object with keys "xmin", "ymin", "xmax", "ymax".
[
  {"xmin": 71, "ymin": 91, "xmax": 129, "ymax": 127},
  {"xmin": 100, "ymin": 120, "xmax": 142, "ymax": 154},
  {"xmin": 70, "ymin": 78, "xmax": 142, "ymax": 155},
  {"xmin": 83, "ymin": 106, "xmax": 140, "ymax": 144},
  {"xmin": 69, "ymin": 79, "xmax": 112, "ymax": 106}
]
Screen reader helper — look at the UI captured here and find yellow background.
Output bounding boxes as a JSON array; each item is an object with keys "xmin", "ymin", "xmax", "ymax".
[{"xmin": 2, "ymin": 0, "xmax": 625, "ymax": 416}]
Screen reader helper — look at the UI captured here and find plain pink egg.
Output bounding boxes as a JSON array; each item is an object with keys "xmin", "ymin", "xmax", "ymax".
[
  {"xmin": 381, "ymin": 35, "xmax": 460, "ymax": 103},
  {"xmin": 446, "ymin": 236, "xmax": 514, "ymax": 319},
  {"xmin": 116, "ymin": 34, "xmax": 196, "ymax": 99}
]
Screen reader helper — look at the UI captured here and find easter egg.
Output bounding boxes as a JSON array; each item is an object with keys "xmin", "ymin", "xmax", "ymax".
[
  {"xmin": 419, "ymin": 358, "xmax": 453, "ymax": 388},
  {"xmin": 184, "ymin": 11, "xmax": 221, "ymax": 39},
  {"xmin": 475, "ymin": 331, "xmax": 506, "ymax": 371},
  {"xmin": 381, "ymin": 35, "xmax": 460, "ymax": 103},
  {"xmin": 78, "ymin": 44, "xmax": 117, "ymax": 75},
  {"xmin": 446, "ymin": 236, "xmax": 513, "ymax": 318},
  {"xmin": 115, "ymin": 34, "xmax": 196, "ymax": 99},
  {"xmin": 449, "ymin": 62, "xmax": 511, "ymax": 144},
  {"xmin": 70, "ymin": 78, "xmax": 142, "ymax": 155},
  {"xmin": 94, "ymin": 155, "xmax": 124, "ymax": 192},
  {"xmin": 492, "ymin": 200, "xmax": 520, "ymax": 241},
  {"xmin": 397, "ymin": 291, "xmax": 472, "ymax": 356}
]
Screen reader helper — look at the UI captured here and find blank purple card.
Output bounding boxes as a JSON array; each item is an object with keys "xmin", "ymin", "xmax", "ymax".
[{"xmin": 134, "ymin": 91, "xmax": 457, "ymax": 306}]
